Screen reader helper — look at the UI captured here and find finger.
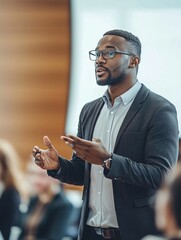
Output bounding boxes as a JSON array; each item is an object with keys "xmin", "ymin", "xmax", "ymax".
[
  {"xmin": 63, "ymin": 139, "xmax": 87, "ymax": 159},
  {"xmin": 66, "ymin": 135, "xmax": 91, "ymax": 146},
  {"xmin": 92, "ymin": 138, "xmax": 101, "ymax": 143},
  {"xmin": 32, "ymin": 146, "xmax": 40, "ymax": 156},
  {"xmin": 73, "ymin": 147, "xmax": 87, "ymax": 159},
  {"xmin": 32, "ymin": 150, "xmax": 37, "ymax": 157},
  {"xmin": 35, "ymin": 158, "xmax": 44, "ymax": 168},
  {"xmin": 61, "ymin": 136, "xmax": 75, "ymax": 145},
  {"xmin": 65, "ymin": 142, "xmax": 74, "ymax": 148},
  {"xmin": 33, "ymin": 146, "xmax": 40, "ymax": 151},
  {"xmin": 61, "ymin": 136, "xmax": 75, "ymax": 148},
  {"xmin": 32, "ymin": 150, "xmax": 41, "ymax": 157},
  {"xmin": 43, "ymin": 136, "xmax": 54, "ymax": 150},
  {"xmin": 34, "ymin": 158, "xmax": 40, "ymax": 164},
  {"xmin": 34, "ymin": 153, "xmax": 41, "ymax": 160}
]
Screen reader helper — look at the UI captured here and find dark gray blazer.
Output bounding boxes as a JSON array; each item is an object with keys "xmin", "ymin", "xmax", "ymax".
[{"xmin": 49, "ymin": 84, "xmax": 179, "ymax": 240}]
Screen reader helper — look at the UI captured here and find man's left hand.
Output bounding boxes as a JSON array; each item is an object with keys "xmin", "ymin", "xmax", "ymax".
[{"xmin": 61, "ymin": 135, "xmax": 111, "ymax": 165}]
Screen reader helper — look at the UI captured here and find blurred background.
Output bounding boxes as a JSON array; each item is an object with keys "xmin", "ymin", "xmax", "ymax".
[
  {"xmin": 0, "ymin": 0, "xmax": 181, "ymax": 180},
  {"xmin": 67, "ymin": 0, "xmax": 181, "ymax": 135},
  {"xmin": 0, "ymin": 1, "xmax": 181, "ymax": 239},
  {"xmin": 0, "ymin": 0, "xmax": 71, "ymax": 171}
]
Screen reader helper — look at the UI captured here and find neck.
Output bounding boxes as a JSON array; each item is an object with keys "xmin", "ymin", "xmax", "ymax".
[
  {"xmin": 38, "ymin": 185, "xmax": 60, "ymax": 204},
  {"xmin": 39, "ymin": 191, "xmax": 54, "ymax": 204},
  {"xmin": 108, "ymin": 77, "xmax": 137, "ymax": 105}
]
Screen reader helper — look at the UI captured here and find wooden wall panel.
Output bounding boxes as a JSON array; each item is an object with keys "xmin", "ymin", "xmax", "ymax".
[{"xmin": 0, "ymin": 0, "xmax": 72, "ymax": 170}]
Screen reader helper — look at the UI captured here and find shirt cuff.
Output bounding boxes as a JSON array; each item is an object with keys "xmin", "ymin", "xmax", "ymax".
[{"xmin": 47, "ymin": 157, "xmax": 62, "ymax": 176}]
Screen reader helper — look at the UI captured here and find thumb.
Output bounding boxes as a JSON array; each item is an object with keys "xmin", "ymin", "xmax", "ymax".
[{"xmin": 43, "ymin": 136, "xmax": 54, "ymax": 150}]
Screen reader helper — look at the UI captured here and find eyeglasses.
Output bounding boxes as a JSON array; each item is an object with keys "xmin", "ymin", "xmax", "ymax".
[{"xmin": 89, "ymin": 49, "xmax": 135, "ymax": 61}]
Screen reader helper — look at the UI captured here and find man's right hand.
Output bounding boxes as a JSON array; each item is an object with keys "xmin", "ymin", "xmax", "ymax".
[{"xmin": 32, "ymin": 136, "xmax": 60, "ymax": 170}]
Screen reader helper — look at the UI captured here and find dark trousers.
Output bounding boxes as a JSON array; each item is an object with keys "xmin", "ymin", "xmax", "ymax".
[{"xmin": 82, "ymin": 225, "xmax": 122, "ymax": 240}]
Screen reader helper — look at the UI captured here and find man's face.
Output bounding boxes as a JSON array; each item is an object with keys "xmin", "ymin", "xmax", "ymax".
[{"xmin": 94, "ymin": 35, "xmax": 133, "ymax": 86}]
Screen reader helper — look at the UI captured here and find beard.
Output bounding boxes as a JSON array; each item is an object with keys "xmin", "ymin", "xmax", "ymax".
[{"xmin": 96, "ymin": 67, "xmax": 127, "ymax": 86}]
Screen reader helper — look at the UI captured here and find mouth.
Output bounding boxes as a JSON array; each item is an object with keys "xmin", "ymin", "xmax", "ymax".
[{"xmin": 96, "ymin": 67, "xmax": 107, "ymax": 78}]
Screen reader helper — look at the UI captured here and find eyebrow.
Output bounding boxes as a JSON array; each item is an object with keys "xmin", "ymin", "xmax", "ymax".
[{"xmin": 95, "ymin": 45, "xmax": 117, "ymax": 51}]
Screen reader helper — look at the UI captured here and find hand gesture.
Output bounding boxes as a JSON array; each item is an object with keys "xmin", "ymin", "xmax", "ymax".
[
  {"xmin": 61, "ymin": 135, "xmax": 111, "ymax": 165},
  {"xmin": 32, "ymin": 136, "xmax": 60, "ymax": 170}
]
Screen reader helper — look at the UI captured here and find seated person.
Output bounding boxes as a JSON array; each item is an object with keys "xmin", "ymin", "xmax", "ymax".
[
  {"xmin": 142, "ymin": 164, "xmax": 181, "ymax": 240},
  {"xmin": 18, "ymin": 160, "xmax": 73, "ymax": 240},
  {"xmin": 0, "ymin": 139, "xmax": 23, "ymax": 240}
]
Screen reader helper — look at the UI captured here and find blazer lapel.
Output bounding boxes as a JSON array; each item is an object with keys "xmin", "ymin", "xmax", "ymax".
[
  {"xmin": 84, "ymin": 98, "xmax": 104, "ymax": 183},
  {"xmin": 88, "ymin": 98, "xmax": 104, "ymax": 140},
  {"xmin": 114, "ymin": 84, "xmax": 150, "ymax": 150}
]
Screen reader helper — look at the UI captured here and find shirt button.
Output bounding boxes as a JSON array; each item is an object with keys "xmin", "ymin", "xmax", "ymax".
[
  {"xmin": 111, "ymin": 111, "xmax": 114, "ymax": 114},
  {"xmin": 98, "ymin": 192, "xmax": 100, "ymax": 194},
  {"xmin": 99, "ymin": 171, "xmax": 102, "ymax": 174},
  {"xmin": 107, "ymin": 129, "xmax": 110, "ymax": 133},
  {"xmin": 98, "ymin": 211, "xmax": 101, "ymax": 214}
]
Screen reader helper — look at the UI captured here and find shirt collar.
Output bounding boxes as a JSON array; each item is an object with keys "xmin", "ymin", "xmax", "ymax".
[{"xmin": 103, "ymin": 81, "xmax": 142, "ymax": 106}]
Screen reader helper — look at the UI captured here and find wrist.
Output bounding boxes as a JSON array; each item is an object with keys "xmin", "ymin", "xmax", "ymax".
[
  {"xmin": 102, "ymin": 153, "xmax": 113, "ymax": 170},
  {"xmin": 51, "ymin": 157, "xmax": 61, "ymax": 171}
]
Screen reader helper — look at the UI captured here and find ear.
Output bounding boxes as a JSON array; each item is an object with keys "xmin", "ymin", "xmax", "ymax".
[{"xmin": 129, "ymin": 56, "xmax": 140, "ymax": 68}]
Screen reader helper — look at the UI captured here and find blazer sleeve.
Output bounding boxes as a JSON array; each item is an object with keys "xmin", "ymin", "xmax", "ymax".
[
  {"xmin": 105, "ymin": 100, "xmax": 179, "ymax": 190},
  {"xmin": 48, "ymin": 105, "xmax": 87, "ymax": 186},
  {"xmin": 48, "ymin": 98, "xmax": 103, "ymax": 186}
]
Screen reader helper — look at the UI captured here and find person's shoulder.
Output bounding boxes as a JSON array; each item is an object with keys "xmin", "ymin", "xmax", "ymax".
[
  {"xmin": 0, "ymin": 187, "xmax": 20, "ymax": 207},
  {"xmin": 2, "ymin": 186, "xmax": 19, "ymax": 199},
  {"xmin": 83, "ymin": 97, "xmax": 103, "ymax": 109},
  {"xmin": 141, "ymin": 84, "xmax": 176, "ymax": 110},
  {"xmin": 51, "ymin": 192, "xmax": 73, "ymax": 209},
  {"xmin": 79, "ymin": 97, "xmax": 103, "ymax": 118}
]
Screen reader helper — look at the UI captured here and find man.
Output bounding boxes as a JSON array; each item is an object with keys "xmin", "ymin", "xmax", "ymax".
[{"xmin": 33, "ymin": 29, "xmax": 179, "ymax": 240}]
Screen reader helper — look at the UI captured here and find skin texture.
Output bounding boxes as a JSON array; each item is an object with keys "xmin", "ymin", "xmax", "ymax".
[
  {"xmin": 32, "ymin": 35, "xmax": 140, "ymax": 170},
  {"xmin": 95, "ymin": 35, "xmax": 139, "ymax": 104}
]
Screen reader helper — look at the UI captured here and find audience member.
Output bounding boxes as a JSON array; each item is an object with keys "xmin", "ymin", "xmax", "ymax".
[
  {"xmin": 18, "ymin": 159, "xmax": 73, "ymax": 240},
  {"xmin": 0, "ymin": 139, "xmax": 23, "ymax": 240},
  {"xmin": 142, "ymin": 165, "xmax": 181, "ymax": 240}
]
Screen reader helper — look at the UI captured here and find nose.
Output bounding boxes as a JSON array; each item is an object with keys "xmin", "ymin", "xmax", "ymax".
[{"xmin": 95, "ymin": 53, "xmax": 106, "ymax": 64}]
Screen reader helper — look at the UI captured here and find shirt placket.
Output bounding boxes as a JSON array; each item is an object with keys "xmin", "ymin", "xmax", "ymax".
[{"xmin": 98, "ymin": 104, "xmax": 117, "ymax": 225}]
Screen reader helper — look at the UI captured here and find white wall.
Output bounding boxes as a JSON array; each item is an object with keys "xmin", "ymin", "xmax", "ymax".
[{"xmin": 66, "ymin": 0, "xmax": 181, "ymax": 136}]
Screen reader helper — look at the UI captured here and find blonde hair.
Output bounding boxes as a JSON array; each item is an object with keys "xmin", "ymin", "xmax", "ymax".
[{"xmin": 0, "ymin": 139, "xmax": 24, "ymax": 196}]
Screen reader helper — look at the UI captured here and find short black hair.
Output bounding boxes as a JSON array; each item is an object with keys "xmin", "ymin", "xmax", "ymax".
[
  {"xmin": 103, "ymin": 29, "xmax": 141, "ymax": 57},
  {"xmin": 170, "ymin": 174, "xmax": 181, "ymax": 228}
]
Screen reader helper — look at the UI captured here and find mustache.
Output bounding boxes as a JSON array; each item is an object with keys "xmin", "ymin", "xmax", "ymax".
[{"xmin": 95, "ymin": 65, "xmax": 109, "ymax": 71}]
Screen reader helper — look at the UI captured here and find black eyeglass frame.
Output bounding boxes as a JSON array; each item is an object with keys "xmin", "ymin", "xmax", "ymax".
[{"xmin": 89, "ymin": 49, "xmax": 135, "ymax": 61}]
